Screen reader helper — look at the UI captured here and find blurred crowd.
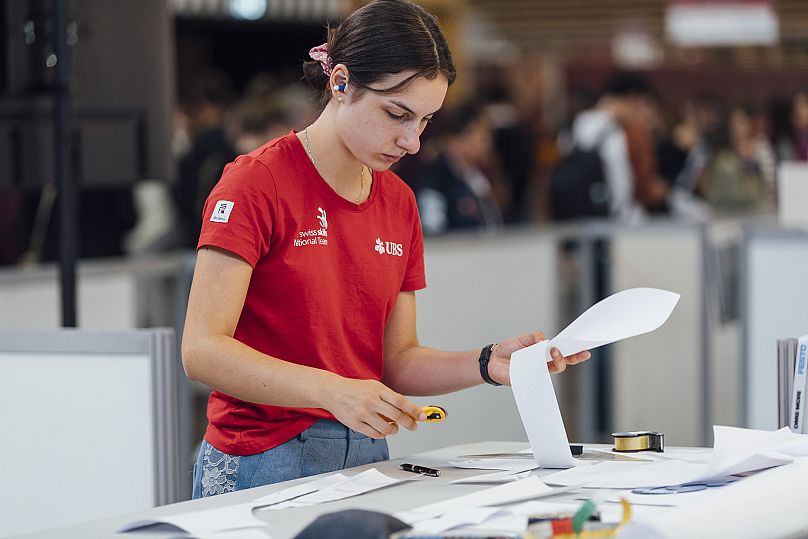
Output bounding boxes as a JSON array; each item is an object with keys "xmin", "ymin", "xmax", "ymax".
[
  {"xmin": 401, "ymin": 71, "xmax": 808, "ymax": 235},
  {"xmin": 172, "ymin": 71, "xmax": 320, "ymax": 248},
  {"xmin": 2, "ymin": 65, "xmax": 807, "ymax": 266},
  {"xmin": 171, "ymin": 67, "xmax": 808, "ymax": 247}
]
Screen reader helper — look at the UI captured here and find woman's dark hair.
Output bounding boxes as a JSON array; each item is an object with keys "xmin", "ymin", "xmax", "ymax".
[{"xmin": 303, "ymin": 0, "xmax": 456, "ymax": 106}]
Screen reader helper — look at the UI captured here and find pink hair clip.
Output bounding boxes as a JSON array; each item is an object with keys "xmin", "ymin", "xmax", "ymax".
[{"xmin": 309, "ymin": 43, "xmax": 332, "ymax": 77}]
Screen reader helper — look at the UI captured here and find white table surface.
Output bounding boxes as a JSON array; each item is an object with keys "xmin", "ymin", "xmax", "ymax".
[{"xmin": 14, "ymin": 441, "xmax": 659, "ymax": 539}]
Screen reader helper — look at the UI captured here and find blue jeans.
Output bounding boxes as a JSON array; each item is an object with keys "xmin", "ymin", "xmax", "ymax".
[{"xmin": 191, "ymin": 419, "xmax": 389, "ymax": 498}]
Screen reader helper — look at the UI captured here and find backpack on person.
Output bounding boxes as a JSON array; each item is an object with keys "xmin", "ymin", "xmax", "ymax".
[{"xmin": 550, "ymin": 128, "xmax": 615, "ymax": 220}]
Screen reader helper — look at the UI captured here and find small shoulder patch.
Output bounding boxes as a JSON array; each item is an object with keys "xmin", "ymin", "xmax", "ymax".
[{"xmin": 210, "ymin": 200, "xmax": 235, "ymax": 223}]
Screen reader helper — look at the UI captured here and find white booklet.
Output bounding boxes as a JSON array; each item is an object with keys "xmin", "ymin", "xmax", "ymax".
[{"xmin": 789, "ymin": 335, "xmax": 808, "ymax": 433}]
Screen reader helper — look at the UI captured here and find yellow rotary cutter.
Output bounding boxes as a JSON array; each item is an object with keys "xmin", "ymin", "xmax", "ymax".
[{"xmin": 421, "ymin": 405, "xmax": 447, "ymax": 422}]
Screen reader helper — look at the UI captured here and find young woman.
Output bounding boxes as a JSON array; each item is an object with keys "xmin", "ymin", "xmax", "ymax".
[{"xmin": 183, "ymin": 0, "xmax": 590, "ymax": 498}]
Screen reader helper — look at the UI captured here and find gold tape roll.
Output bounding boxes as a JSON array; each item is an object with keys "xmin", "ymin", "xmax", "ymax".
[{"xmin": 612, "ymin": 431, "xmax": 664, "ymax": 452}]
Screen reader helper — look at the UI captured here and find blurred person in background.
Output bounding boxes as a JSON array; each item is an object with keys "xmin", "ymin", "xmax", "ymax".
[
  {"xmin": 772, "ymin": 92, "xmax": 808, "ymax": 163},
  {"xmin": 229, "ymin": 98, "xmax": 289, "ymax": 155},
  {"xmin": 620, "ymin": 82, "xmax": 669, "ymax": 215},
  {"xmin": 556, "ymin": 70, "xmax": 663, "ymax": 221},
  {"xmin": 416, "ymin": 102, "xmax": 505, "ymax": 235},
  {"xmin": 700, "ymin": 105, "xmax": 769, "ymax": 215},
  {"xmin": 181, "ymin": 0, "xmax": 590, "ymax": 498},
  {"xmin": 480, "ymin": 69, "xmax": 534, "ymax": 224},
  {"xmin": 670, "ymin": 95, "xmax": 722, "ymax": 195},
  {"xmin": 175, "ymin": 70, "xmax": 237, "ymax": 248},
  {"xmin": 647, "ymin": 95, "xmax": 721, "ymax": 220},
  {"xmin": 748, "ymin": 103, "xmax": 778, "ymax": 207}
]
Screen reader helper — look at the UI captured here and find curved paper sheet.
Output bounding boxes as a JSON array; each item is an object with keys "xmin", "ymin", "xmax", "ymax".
[
  {"xmin": 548, "ymin": 288, "xmax": 680, "ymax": 359},
  {"xmin": 510, "ymin": 341, "xmax": 577, "ymax": 469}
]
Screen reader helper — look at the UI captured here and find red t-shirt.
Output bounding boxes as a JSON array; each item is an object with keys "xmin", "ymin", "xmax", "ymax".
[{"xmin": 197, "ymin": 132, "xmax": 426, "ymax": 456}]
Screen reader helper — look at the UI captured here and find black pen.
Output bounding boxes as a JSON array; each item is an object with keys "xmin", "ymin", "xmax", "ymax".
[{"xmin": 400, "ymin": 463, "xmax": 440, "ymax": 477}]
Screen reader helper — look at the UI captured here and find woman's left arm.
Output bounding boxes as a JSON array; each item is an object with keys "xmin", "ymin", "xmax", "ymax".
[{"xmin": 382, "ymin": 292, "xmax": 591, "ymax": 396}]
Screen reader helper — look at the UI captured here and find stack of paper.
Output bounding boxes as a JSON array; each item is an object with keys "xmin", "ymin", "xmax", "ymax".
[
  {"xmin": 450, "ymin": 469, "xmax": 533, "ymax": 484},
  {"xmin": 258, "ymin": 469, "xmax": 410, "ymax": 509},
  {"xmin": 395, "ymin": 476, "xmax": 554, "ymax": 524},
  {"xmin": 119, "ymin": 503, "xmax": 268, "ymax": 538},
  {"xmin": 617, "ymin": 460, "xmax": 808, "ymax": 539},
  {"xmin": 119, "ymin": 469, "xmax": 409, "ymax": 538},
  {"xmin": 544, "ymin": 425, "xmax": 808, "ymax": 490}
]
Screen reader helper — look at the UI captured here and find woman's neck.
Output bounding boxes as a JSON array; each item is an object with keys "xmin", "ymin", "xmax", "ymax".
[{"xmin": 300, "ymin": 106, "xmax": 368, "ymax": 201}]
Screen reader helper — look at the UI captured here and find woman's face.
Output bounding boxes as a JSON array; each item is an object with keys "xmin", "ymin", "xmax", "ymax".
[{"xmin": 335, "ymin": 71, "xmax": 449, "ymax": 170}]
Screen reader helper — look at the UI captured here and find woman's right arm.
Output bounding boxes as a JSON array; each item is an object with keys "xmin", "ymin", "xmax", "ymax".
[{"xmin": 181, "ymin": 246, "xmax": 423, "ymax": 438}]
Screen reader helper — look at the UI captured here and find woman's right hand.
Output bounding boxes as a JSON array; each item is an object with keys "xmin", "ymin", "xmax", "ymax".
[{"xmin": 322, "ymin": 376, "xmax": 426, "ymax": 439}]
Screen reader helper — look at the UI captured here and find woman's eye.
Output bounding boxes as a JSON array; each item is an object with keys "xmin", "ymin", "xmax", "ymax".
[{"xmin": 387, "ymin": 111, "xmax": 406, "ymax": 121}]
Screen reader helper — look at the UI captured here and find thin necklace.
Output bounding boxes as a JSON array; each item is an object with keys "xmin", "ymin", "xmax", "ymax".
[{"xmin": 303, "ymin": 127, "xmax": 365, "ymax": 204}]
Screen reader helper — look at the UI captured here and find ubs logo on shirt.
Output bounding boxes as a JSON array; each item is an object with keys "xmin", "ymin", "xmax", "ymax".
[
  {"xmin": 375, "ymin": 237, "xmax": 403, "ymax": 257},
  {"xmin": 293, "ymin": 207, "xmax": 329, "ymax": 248}
]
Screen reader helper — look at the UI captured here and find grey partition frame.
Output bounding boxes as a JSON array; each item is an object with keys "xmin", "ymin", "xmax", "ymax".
[
  {"xmin": 740, "ymin": 225, "xmax": 808, "ymax": 430},
  {"xmin": 0, "ymin": 328, "xmax": 179, "ymax": 536}
]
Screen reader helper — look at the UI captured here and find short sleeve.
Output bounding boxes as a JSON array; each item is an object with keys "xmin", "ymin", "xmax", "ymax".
[
  {"xmin": 197, "ymin": 156, "xmax": 277, "ymax": 267},
  {"xmin": 400, "ymin": 191, "xmax": 426, "ymax": 291}
]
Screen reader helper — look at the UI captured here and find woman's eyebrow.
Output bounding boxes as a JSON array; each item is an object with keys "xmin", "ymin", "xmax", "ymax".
[
  {"xmin": 389, "ymin": 100, "xmax": 416, "ymax": 115},
  {"xmin": 389, "ymin": 99, "xmax": 439, "ymax": 117}
]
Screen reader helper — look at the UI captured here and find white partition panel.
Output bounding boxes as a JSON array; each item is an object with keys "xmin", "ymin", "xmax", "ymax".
[
  {"xmin": 386, "ymin": 229, "xmax": 560, "ymax": 458},
  {"xmin": 0, "ymin": 254, "xmax": 191, "ymax": 331},
  {"xmin": 0, "ymin": 329, "xmax": 178, "ymax": 538},
  {"xmin": 743, "ymin": 227, "xmax": 808, "ymax": 430},
  {"xmin": 0, "ymin": 272, "xmax": 137, "ymax": 329},
  {"xmin": 609, "ymin": 225, "xmax": 706, "ymax": 446}
]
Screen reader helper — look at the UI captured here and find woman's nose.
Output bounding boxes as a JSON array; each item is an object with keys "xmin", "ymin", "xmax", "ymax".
[{"xmin": 397, "ymin": 125, "xmax": 420, "ymax": 155}]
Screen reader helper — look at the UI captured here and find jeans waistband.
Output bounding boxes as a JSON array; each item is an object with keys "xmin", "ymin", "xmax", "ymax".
[{"xmin": 304, "ymin": 419, "xmax": 371, "ymax": 440}]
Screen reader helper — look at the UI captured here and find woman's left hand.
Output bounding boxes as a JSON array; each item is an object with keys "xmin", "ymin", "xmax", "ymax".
[{"xmin": 486, "ymin": 331, "xmax": 592, "ymax": 386}]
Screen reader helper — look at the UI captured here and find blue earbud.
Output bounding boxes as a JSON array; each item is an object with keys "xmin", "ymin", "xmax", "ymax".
[{"xmin": 333, "ymin": 83, "xmax": 346, "ymax": 92}]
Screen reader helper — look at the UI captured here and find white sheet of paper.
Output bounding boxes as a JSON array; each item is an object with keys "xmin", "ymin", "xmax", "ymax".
[
  {"xmin": 607, "ymin": 487, "xmax": 724, "ymax": 508},
  {"xmin": 510, "ymin": 288, "xmax": 680, "ymax": 470},
  {"xmin": 193, "ymin": 529, "xmax": 271, "ymax": 539},
  {"xmin": 543, "ymin": 460, "xmax": 709, "ymax": 489},
  {"xmin": 252, "ymin": 473, "xmax": 348, "ymax": 507},
  {"xmin": 412, "ymin": 507, "xmax": 501, "ymax": 534},
  {"xmin": 395, "ymin": 476, "xmax": 553, "ymax": 524},
  {"xmin": 510, "ymin": 340, "xmax": 577, "ymax": 468},
  {"xmin": 639, "ymin": 448, "xmax": 712, "ymax": 464},
  {"xmin": 616, "ymin": 461, "xmax": 808, "ymax": 539},
  {"xmin": 450, "ymin": 469, "xmax": 533, "ymax": 484},
  {"xmin": 468, "ymin": 514, "xmax": 529, "ymax": 534},
  {"xmin": 449, "ymin": 458, "xmax": 539, "ymax": 471},
  {"xmin": 548, "ymin": 287, "xmax": 681, "ymax": 359},
  {"xmin": 270, "ymin": 469, "xmax": 406, "ymax": 508},
  {"xmin": 506, "ymin": 500, "xmax": 580, "ymax": 516},
  {"xmin": 414, "ymin": 501, "xmax": 576, "ymax": 535},
  {"xmin": 695, "ymin": 425, "xmax": 808, "ymax": 480},
  {"xmin": 546, "ymin": 426, "xmax": 808, "ymax": 489},
  {"xmin": 119, "ymin": 503, "xmax": 265, "ymax": 536}
]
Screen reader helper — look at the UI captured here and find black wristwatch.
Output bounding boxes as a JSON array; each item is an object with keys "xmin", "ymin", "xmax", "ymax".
[{"xmin": 478, "ymin": 343, "xmax": 501, "ymax": 386}]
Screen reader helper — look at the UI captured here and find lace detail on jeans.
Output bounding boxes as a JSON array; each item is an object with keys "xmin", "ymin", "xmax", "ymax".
[{"xmin": 200, "ymin": 443, "xmax": 240, "ymax": 497}]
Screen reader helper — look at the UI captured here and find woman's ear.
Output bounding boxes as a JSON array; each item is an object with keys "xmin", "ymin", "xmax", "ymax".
[{"xmin": 329, "ymin": 64, "xmax": 350, "ymax": 101}]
